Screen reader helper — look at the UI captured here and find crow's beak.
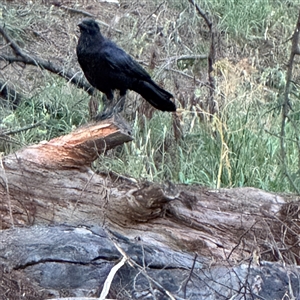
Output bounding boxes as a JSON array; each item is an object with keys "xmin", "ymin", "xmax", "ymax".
[{"xmin": 77, "ymin": 22, "xmax": 88, "ymax": 31}]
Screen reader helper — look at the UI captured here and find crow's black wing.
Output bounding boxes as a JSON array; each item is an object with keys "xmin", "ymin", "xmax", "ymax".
[{"xmin": 101, "ymin": 44, "xmax": 151, "ymax": 81}]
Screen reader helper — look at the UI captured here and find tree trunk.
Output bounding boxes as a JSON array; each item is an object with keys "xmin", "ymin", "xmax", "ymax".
[{"xmin": 0, "ymin": 115, "xmax": 299, "ymax": 299}]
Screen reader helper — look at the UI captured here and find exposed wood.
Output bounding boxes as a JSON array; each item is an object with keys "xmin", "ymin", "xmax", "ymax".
[
  {"xmin": 1, "ymin": 222, "xmax": 300, "ymax": 299},
  {"xmin": 10, "ymin": 113, "xmax": 132, "ymax": 169},
  {"xmin": 0, "ymin": 118, "xmax": 299, "ymax": 261},
  {"xmin": 2, "ymin": 146, "xmax": 299, "ymax": 263},
  {"xmin": 1, "ymin": 114, "xmax": 300, "ymax": 298}
]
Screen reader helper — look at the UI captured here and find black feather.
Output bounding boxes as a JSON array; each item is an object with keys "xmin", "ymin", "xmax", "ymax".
[{"xmin": 76, "ymin": 19, "xmax": 176, "ymax": 112}]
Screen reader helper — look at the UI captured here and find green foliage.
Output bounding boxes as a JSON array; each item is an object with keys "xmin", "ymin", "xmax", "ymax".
[
  {"xmin": 97, "ymin": 92, "xmax": 294, "ymax": 192},
  {"xmin": 96, "ymin": 113, "xmax": 176, "ymax": 181},
  {"xmin": 197, "ymin": 0, "xmax": 298, "ymax": 41},
  {"xmin": 164, "ymin": 0, "xmax": 298, "ymax": 41},
  {"xmin": 2, "ymin": 0, "xmax": 300, "ymax": 194},
  {"xmin": 0, "ymin": 76, "xmax": 89, "ymax": 151}
]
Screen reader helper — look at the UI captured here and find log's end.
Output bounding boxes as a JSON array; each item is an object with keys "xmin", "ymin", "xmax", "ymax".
[{"xmin": 11, "ymin": 114, "xmax": 133, "ymax": 169}]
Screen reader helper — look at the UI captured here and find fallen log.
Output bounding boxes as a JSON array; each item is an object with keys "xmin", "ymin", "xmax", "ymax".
[{"xmin": 0, "ymin": 115, "xmax": 300, "ymax": 299}]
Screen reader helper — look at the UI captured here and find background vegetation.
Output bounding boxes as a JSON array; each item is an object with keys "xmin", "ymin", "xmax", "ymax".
[{"xmin": 1, "ymin": 0, "xmax": 300, "ymax": 193}]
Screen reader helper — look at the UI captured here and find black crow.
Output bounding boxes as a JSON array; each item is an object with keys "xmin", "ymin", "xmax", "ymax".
[{"xmin": 76, "ymin": 19, "xmax": 176, "ymax": 115}]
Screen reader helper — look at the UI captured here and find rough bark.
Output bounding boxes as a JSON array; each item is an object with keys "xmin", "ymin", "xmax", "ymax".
[{"xmin": 0, "ymin": 115, "xmax": 300, "ymax": 299}]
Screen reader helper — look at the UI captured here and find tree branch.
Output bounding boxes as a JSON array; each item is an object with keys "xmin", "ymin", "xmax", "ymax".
[
  {"xmin": 280, "ymin": 10, "xmax": 300, "ymax": 194},
  {"xmin": 0, "ymin": 120, "xmax": 43, "ymax": 136},
  {"xmin": 187, "ymin": 0, "xmax": 217, "ymax": 117},
  {"xmin": 0, "ymin": 26, "xmax": 95, "ymax": 96},
  {"xmin": 0, "ymin": 26, "xmax": 24, "ymax": 57},
  {"xmin": 154, "ymin": 54, "xmax": 207, "ymax": 79},
  {"xmin": 187, "ymin": 0, "xmax": 212, "ymax": 28}
]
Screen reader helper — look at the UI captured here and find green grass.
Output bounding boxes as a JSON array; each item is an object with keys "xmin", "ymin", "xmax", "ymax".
[
  {"xmin": 3, "ymin": 78, "xmax": 292, "ymax": 192},
  {"xmin": 0, "ymin": 76, "xmax": 89, "ymax": 152},
  {"xmin": 195, "ymin": 0, "xmax": 298, "ymax": 41},
  {"xmin": 2, "ymin": 0, "xmax": 300, "ymax": 193},
  {"xmin": 95, "ymin": 79, "xmax": 300, "ymax": 193}
]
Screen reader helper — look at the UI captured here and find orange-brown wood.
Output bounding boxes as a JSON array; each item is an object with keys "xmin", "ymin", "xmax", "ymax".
[{"xmin": 15, "ymin": 114, "xmax": 133, "ymax": 168}]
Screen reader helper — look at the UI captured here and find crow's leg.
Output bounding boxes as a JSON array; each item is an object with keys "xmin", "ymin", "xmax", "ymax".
[
  {"xmin": 102, "ymin": 94, "xmax": 109, "ymax": 109},
  {"xmin": 114, "ymin": 90, "xmax": 126, "ymax": 113},
  {"xmin": 88, "ymin": 96, "xmax": 99, "ymax": 120},
  {"xmin": 94, "ymin": 91, "xmax": 114, "ymax": 121},
  {"xmin": 102, "ymin": 90, "xmax": 114, "ymax": 111}
]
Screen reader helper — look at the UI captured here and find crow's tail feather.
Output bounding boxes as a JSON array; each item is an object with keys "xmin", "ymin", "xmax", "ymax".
[{"xmin": 134, "ymin": 81, "xmax": 176, "ymax": 112}]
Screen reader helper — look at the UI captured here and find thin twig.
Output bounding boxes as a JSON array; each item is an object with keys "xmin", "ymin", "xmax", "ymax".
[
  {"xmin": 1, "ymin": 120, "xmax": 43, "ymax": 136},
  {"xmin": 0, "ymin": 154, "xmax": 14, "ymax": 227},
  {"xmin": 187, "ymin": 0, "xmax": 217, "ymax": 117},
  {"xmin": 110, "ymin": 238, "xmax": 179, "ymax": 300},
  {"xmin": 60, "ymin": 5, "xmax": 95, "ymax": 18},
  {"xmin": 0, "ymin": 136, "xmax": 20, "ymax": 145},
  {"xmin": 71, "ymin": 171, "xmax": 97, "ymax": 217},
  {"xmin": 169, "ymin": 68, "xmax": 202, "ymax": 82},
  {"xmin": 183, "ymin": 253, "xmax": 198, "ymax": 298},
  {"xmin": 226, "ymin": 221, "xmax": 258, "ymax": 260},
  {"xmin": 0, "ymin": 53, "xmax": 94, "ymax": 95},
  {"xmin": 187, "ymin": 0, "xmax": 212, "ymax": 28},
  {"xmin": 134, "ymin": 1, "xmax": 165, "ymax": 38},
  {"xmin": 280, "ymin": 10, "xmax": 300, "ymax": 194},
  {"xmin": 155, "ymin": 54, "xmax": 207, "ymax": 79},
  {"xmin": 99, "ymin": 255, "xmax": 127, "ymax": 300},
  {"xmin": 264, "ymin": 128, "xmax": 297, "ymax": 143},
  {"xmin": 195, "ymin": 267, "xmax": 241, "ymax": 298},
  {"xmin": 0, "ymin": 26, "xmax": 24, "ymax": 57},
  {"xmin": 58, "ymin": 6, "xmax": 123, "ymax": 33},
  {"xmin": 161, "ymin": 54, "xmax": 207, "ymax": 62}
]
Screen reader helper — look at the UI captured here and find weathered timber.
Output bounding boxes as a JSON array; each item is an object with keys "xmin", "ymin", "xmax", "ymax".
[
  {"xmin": 0, "ymin": 114, "xmax": 300, "ymax": 299},
  {"xmin": 1, "ymin": 225, "xmax": 300, "ymax": 299}
]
